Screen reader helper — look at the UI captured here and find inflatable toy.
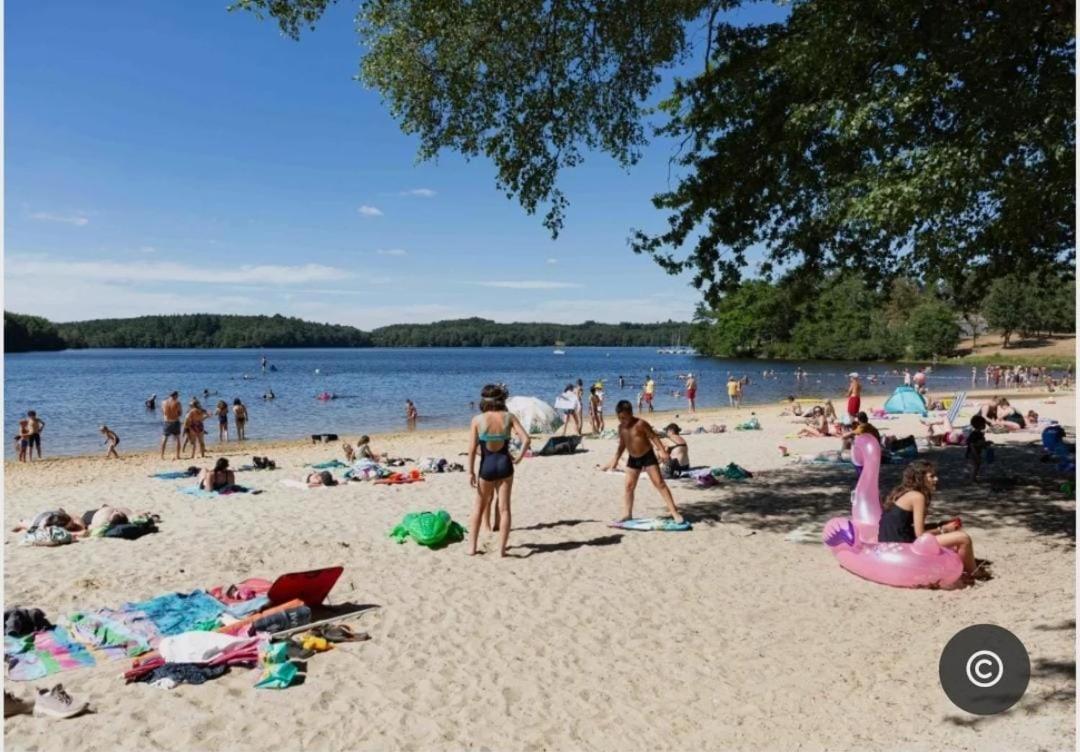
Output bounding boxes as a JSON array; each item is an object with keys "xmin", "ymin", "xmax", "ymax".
[
  {"xmin": 389, "ymin": 510, "xmax": 465, "ymax": 547},
  {"xmin": 822, "ymin": 434, "xmax": 963, "ymax": 588}
]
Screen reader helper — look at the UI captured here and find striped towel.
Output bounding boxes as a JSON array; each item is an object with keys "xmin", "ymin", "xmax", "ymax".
[
  {"xmin": 946, "ymin": 391, "xmax": 967, "ymax": 425},
  {"xmin": 4, "ymin": 627, "xmax": 96, "ymax": 681}
]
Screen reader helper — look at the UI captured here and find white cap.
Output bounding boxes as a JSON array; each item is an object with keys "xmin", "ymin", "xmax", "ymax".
[{"xmin": 849, "ymin": 372, "xmax": 859, "ymax": 378}]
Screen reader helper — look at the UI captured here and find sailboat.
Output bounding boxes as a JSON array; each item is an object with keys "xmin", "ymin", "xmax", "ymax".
[
  {"xmin": 553, "ymin": 339, "xmax": 566, "ymax": 355},
  {"xmin": 658, "ymin": 335, "xmax": 696, "ymax": 355}
]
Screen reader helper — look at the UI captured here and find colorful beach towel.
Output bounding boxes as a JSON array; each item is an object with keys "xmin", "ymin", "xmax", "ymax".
[
  {"xmin": 122, "ymin": 591, "xmax": 226, "ymax": 638},
  {"xmin": 374, "ymin": 471, "xmax": 424, "ymax": 485},
  {"xmin": 4, "ymin": 626, "xmax": 96, "ymax": 681},
  {"xmin": 65, "ymin": 608, "xmax": 158, "ymax": 659}
]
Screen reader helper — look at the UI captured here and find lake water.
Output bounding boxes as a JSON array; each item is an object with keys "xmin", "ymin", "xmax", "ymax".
[{"xmin": 4, "ymin": 348, "xmax": 981, "ymax": 457}]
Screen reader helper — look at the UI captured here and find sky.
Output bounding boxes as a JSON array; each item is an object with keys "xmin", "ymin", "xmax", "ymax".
[{"xmin": 5, "ymin": 1, "xmax": 787, "ymax": 328}]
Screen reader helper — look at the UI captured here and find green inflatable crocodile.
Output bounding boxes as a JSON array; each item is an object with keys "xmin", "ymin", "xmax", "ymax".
[{"xmin": 389, "ymin": 510, "xmax": 466, "ymax": 547}]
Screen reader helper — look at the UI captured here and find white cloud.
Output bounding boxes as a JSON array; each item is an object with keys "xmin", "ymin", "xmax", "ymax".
[
  {"xmin": 3, "ymin": 277, "xmax": 260, "ymax": 322},
  {"xmin": 546, "ymin": 258, "xmax": 558, "ymax": 265},
  {"xmin": 399, "ymin": 188, "xmax": 436, "ymax": 198},
  {"xmin": 138, "ymin": 246, "xmax": 157, "ymax": 254},
  {"xmin": 30, "ymin": 211, "xmax": 89, "ymax": 227},
  {"xmin": 6, "ymin": 256, "xmax": 348, "ymax": 286},
  {"xmin": 357, "ymin": 205, "xmax": 383, "ymax": 217},
  {"xmin": 376, "ymin": 248, "xmax": 408, "ymax": 257},
  {"xmin": 474, "ymin": 280, "xmax": 583, "ymax": 290}
]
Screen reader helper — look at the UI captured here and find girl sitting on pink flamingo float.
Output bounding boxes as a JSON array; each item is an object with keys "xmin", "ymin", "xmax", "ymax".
[{"xmin": 823, "ymin": 434, "xmax": 984, "ymax": 588}]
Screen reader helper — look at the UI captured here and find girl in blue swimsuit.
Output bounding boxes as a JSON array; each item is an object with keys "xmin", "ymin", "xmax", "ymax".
[{"xmin": 467, "ymin": 384, "xmax": 530, "ymax": 557}]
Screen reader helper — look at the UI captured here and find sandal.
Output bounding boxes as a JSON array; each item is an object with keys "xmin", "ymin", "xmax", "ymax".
[{"xmin": 311, "ymin": 624, "xmax": 370, "ymax": 643}]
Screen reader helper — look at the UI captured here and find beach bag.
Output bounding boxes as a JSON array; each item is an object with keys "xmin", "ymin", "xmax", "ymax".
[{"xmin": 21, "ymin": 526, "xmax": 73, "ymax": 547}]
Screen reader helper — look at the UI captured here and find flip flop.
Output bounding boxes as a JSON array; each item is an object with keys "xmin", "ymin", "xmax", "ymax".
[{"xmin": 312, "ymin": 624, "xmax": 370, "ymax": 643}]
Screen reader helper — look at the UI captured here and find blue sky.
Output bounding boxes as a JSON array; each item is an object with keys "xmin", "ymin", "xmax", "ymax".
[{"xmin": 5, "ymin": 1, "xmax": 787, "ymax": 328}]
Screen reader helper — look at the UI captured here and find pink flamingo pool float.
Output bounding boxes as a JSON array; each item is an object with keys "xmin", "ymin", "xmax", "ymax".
[{"xmin": 822, "ymin": 434, "xmax": 963, "ymax": 588}]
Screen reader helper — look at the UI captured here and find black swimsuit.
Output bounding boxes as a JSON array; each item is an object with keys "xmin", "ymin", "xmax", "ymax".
[
  {"xmin": 478, "ymin": 415, "xmax": 514, "ymax": 482},
  {"xmin": 878, "ymin": 504, "xmax": 916, "ymax": 543},
  {"xmin": 627, "ymin": 449, "xmax": 659, "ymax": 470}
]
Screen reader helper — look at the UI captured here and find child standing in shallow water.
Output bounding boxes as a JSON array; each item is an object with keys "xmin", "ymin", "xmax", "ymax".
[
  {"xmin": 215, "ymin": 400, "xmax": 229, "ymax": 442},
  {"xmin": 100, "ymin": 425, "xmax": 120, "ymax": 459},
  {"xmin": 14, "ymin": 419, "xmax": 29, "ymax": 462}
]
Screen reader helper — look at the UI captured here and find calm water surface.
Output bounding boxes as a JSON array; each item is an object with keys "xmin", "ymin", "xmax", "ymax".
[{"xmin": 4, "ymin": 348, "xmax": 980, "ymax": 457}]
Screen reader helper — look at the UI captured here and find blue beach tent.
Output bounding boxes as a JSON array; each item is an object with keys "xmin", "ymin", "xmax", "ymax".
[{"xmin": 883, "ymin": 386, "xmax": 927, "ymax": 416}]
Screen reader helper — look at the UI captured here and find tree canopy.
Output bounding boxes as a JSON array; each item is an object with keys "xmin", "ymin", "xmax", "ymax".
[
  {"xmin": 4, "ymin": 312, "xmax": 67, "ymax": 353},
  {"xmin": 4, "ymin": 313, "xmax": 690, "ymax": 351},
  {"xmin": 689, "ymin": 270, "xmax": 1073, "ymax": 360},
  {"xmin": 233, "ymin": 0, "xmax": 1074, "ymax": 302}
]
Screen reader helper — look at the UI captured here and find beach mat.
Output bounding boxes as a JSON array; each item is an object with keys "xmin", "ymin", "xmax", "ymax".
[
  {"xmin": 151, "ymin": 470, "xmax": 196, "ymax": 480},
  {"xmin": 608, "ymin": 518, "xmax": 692, "ymax": 532},
  {"xmin": 178, "ymin": 485, "xmax": 260, "ymax": 497},
  {"xmin": 267, "ymin": 567, "xmax": 344, "ymax": 608}
]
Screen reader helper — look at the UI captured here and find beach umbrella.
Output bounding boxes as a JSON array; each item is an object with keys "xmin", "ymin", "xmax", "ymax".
[{"xmin": 506, "ymin": 396, "xmax": 563, "ymax": 434}]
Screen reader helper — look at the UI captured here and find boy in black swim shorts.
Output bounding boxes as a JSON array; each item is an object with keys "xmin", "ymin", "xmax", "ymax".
[{"xmin": 600, "ymin": 401, "xmax": 685, "ymax": 524}]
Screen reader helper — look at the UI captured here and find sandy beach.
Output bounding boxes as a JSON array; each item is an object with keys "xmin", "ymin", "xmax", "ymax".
[{"xmin": 3, "ymin": 389, "xmax": 1075, "ymax": 751}]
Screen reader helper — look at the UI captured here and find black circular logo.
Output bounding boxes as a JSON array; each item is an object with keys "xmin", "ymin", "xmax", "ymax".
[{"xmin": 939, "ymin": 624, "xmax": 1030, "ymax": 715}]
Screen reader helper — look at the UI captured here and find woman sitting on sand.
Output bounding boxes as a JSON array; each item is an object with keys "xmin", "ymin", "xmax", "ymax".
[
  {"xmin": 198, "ymin": 458, "xmax": 235, "ymax": 492},
  {"xmin": 797, "ymin": 406, "xmax": 831, "ymax": 438},
  {"xmin": 466, "ymin": 383, "xmax": 531, "ymax": 557},
  {"xmin": 780, "ymin": 395, "xmax": 803, "ymax": 417},
  {"xmin": 661, "ymin": 423, "xmax": 690, "ymax": 474},
  {"xmin": 344, "ymin": 436, "xmax": 391, "ymax": 465},
  {"xmin": 878, "ymin": 460, "xmax": 980, "ymax": 577}
]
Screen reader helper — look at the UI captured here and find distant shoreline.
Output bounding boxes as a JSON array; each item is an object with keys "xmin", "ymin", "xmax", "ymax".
[{"xmin": 5, "ymin": 386, "xmax": 1064, "ymax": 466}]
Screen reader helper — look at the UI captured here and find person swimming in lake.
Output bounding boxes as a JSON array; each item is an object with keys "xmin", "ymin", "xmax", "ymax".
[
  {"xmin": 878, "ymin": 460, "xmax": 981, "ymax": 578},
  {"xmin": 99, "ymin": 425, "xmax": 120, "ymax": 459},
  {"xmin": 600, "ymin": 401, "xmax": 685, "ymax": 524},
  {"xmin": 466, "ymin": 383, "xmax": 531, "ymax": 557}
]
